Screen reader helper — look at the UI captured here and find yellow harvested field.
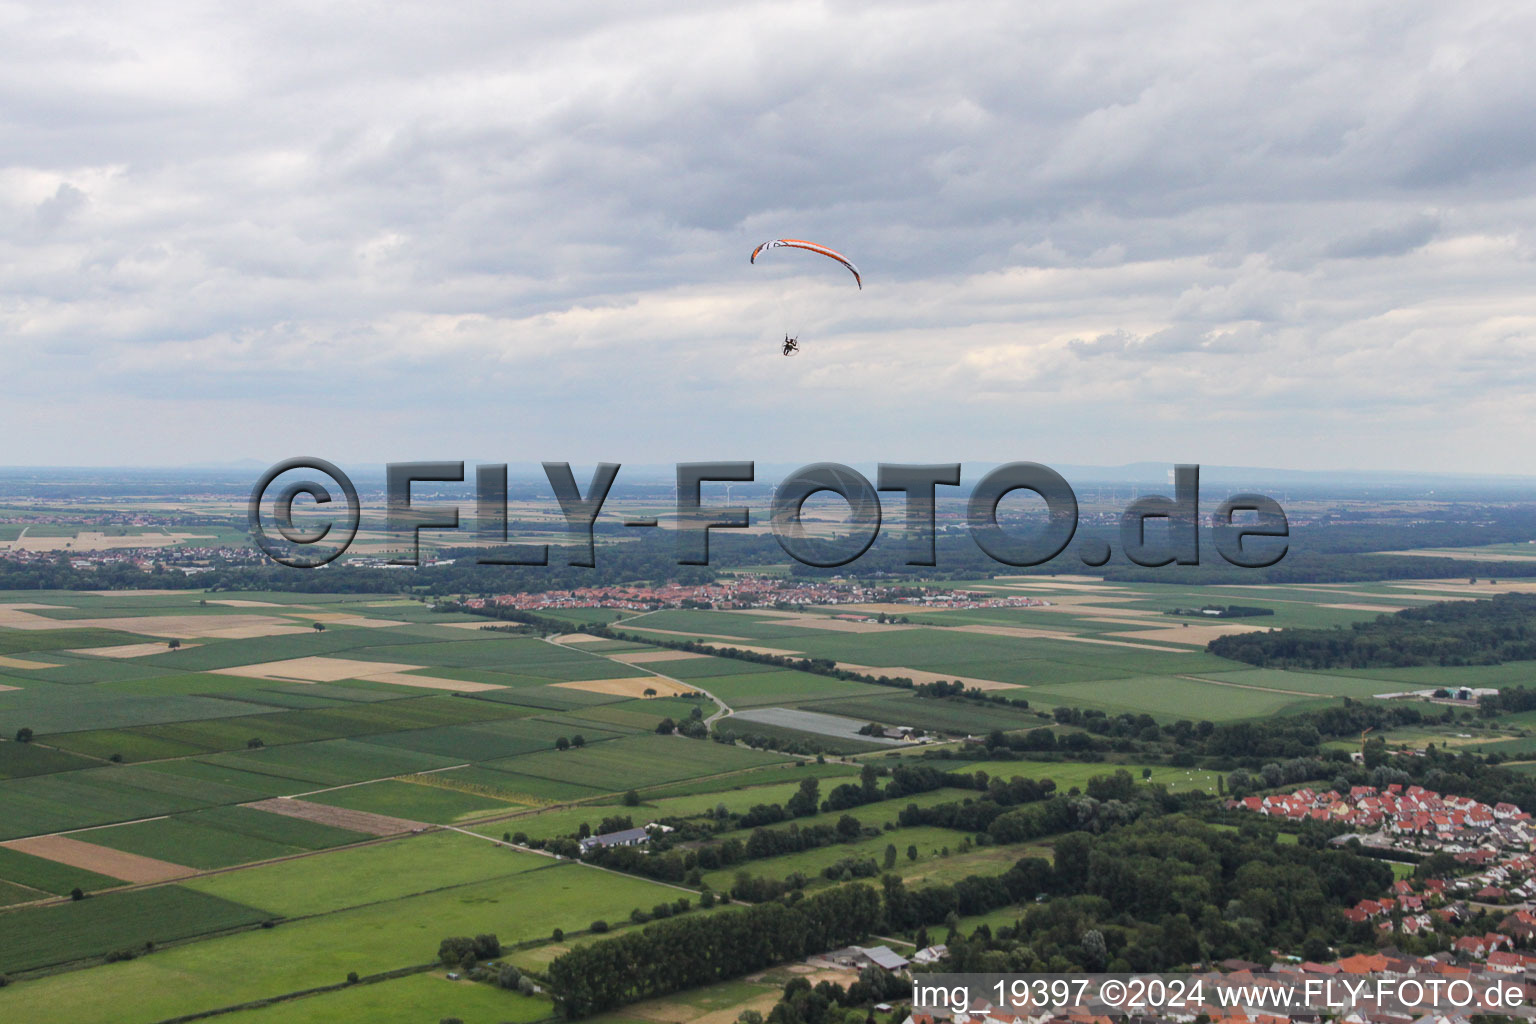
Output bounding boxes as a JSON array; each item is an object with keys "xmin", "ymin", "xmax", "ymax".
[
  {"xmin": 213, "ymin": 657, "xmax": 503, "ymax": 692},
  {"xmin": 0, "ymin": 604, "xmax": 69, "ymax": 629},
  {"xmin": 549, "ymin": 633, "xmax": 608, "ymax": 644},
  {"xmin": 0, "ymin": 655, "xmax": 59, "ymax": 669},
  {"xmin": 357, "ymin": 671, "xmax": 505, "ymax": 693},
  {"xmin": 607, "ymin": 650, "xmax": 710, "ymax": 665},
  {"xmin": 0, "ymin": 683, "xmax": 18, "ymax": 692},
  {"xmin": 206, "ymin": 599, "xmax": 288, "ymax": 607},
  {"xmin": 553, "ymin": 677, "xmax": 694, "ymax": 697},
  {"xmin": 1, "ymin": 531, "xmax": 216, "ymax": 552},
  {"xmin": 834, "ymin": 662, "xmax": 1020, "ymax": 691},
  {"xmin": 1110, "ymin": 623, "xmax": 1268, "ymax": 643},
  {"xmin": 1, "ymin": 835, "xmax": 191, "ymax": 884},
  {"xmin": 86, "ymin": 590, "xmax": 205, "ymax": 597},
  {"xmin": 213, "ymin": 657, "xmax": 421, "ymax": 682},
  {"xmin": 197, "ymin": 624, "xmax": 313, "ymax": 639},
  {"xmin": 70, "ymin": 643, "xmax": 200, "ymax": 659}
]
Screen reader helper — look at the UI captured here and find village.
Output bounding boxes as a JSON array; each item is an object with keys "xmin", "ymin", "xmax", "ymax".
[
  {"xmin": 1225, "ymin": 784, "xmax": 1536, "ymax": 958},
  {"xmin": 901, "ymin": 947, "xmax": 1536, "ymax": 1024},
  {"xmin": 464, "ymin": 576, "xmax": 1052, "ymax": 614}
]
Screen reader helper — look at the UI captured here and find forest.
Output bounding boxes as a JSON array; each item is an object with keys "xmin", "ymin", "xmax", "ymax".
[{"xmin": 1209, "ymin": 592, "xmax": 1536, "ymax": 668}]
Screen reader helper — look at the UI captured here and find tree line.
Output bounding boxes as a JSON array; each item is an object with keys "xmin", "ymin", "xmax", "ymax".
[{"xmin": 545, "ymin": 883, "xmax": 883, "ymax": 1018}]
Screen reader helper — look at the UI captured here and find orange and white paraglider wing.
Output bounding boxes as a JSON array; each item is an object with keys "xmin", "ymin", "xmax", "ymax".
[{"xmin": 750, "ymin": 239, "xmax": 861, "ymax": 289}]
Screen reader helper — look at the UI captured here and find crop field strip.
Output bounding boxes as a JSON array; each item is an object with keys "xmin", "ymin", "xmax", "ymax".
[{"xmin": 0, "ymin": 885, "xmax": 275, "ymax": 974}]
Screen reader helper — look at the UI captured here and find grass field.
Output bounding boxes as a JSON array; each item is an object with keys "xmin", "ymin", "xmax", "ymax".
[
  {"xmin": 303, "ymin": 779, "xmax": 523, "ymax": 823},
  {"xmin": 185, "ymin": 830, "xmax": 551, "ymax": 917},
  {"xmin": 209, "ymin": 972, "xmax": 553, "ymax": 1024},
  {"xmin": 950, "ymin": 758, "xmax": 1219, "ymax": 794},
  {"xmin": 700, "ymin": 824, "xmax": 968, "ymax": 890},
  {"xmin": 690, "ymin": 670, "xmax": 890, "ymax": 708},
  {"xmin": 485, "ymin": 733, "xmax": 790, "ymax": 791}
]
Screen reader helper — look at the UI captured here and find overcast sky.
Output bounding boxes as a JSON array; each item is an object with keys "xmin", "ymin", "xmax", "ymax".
[{"xmin": 3, "ymin": 1, "xmax": 1534, "ymax": 475}]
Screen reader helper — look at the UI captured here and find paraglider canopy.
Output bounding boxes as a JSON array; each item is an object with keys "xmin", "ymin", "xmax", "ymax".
[{"xmin": 750, "ymin": 239, "xmax": 861, "ymax": 289}]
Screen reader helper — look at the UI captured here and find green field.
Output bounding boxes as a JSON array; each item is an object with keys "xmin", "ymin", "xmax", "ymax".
[
  {"xmin": 0, "ymin": 886, "xmax": 273, "ymax": 973},
  {"xmin": 9, "ymin": 863, "xmax": 688, "ymax": 1024},
  {"xmin": 485, "ymin": 733, "xmax": 790, "ymax": 791},
  {"xmin": 0, "ymin": 844, "xmax": 125, "ymax": 894},
  {"xmin": 691, "ymin": 670, "xmax": 889, "ymax": 708},
  {"xmin": 208, "ymin": 972, "xmax": 553, "ymax": 1024},
  {"xmin": 803, "ymin": 692, "xmax": 1045, "ymax": 734},
  {"xmin": 700, "ymin": 824, "xmax": 968, "ymax": 890},
  {"xmin": 71, "ymin": 805, "xmax": 370, "ymax": 870},
  {"xmin": 304, "ymin": 778, "xmax": 524, "ymax": 823},
  {"xmin": 186, "ymin": 830, "xmax": 551, "ymax": 917},
  {"xmin": 951, "ymin": 758, "xmax": 1219, "ymax": 793}
]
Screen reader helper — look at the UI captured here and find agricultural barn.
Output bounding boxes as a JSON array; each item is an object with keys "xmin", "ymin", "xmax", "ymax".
[
  {"xmin": 856, "ymin": 945, "xmax": 909, "ymax": 972},
  {"xmin": 579, "ymin": 826, "xmax": 651, "ymax": 854}
]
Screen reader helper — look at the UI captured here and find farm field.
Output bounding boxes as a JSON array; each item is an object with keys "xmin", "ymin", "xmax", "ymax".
[{"xmin": 0, "ymin": 885, "xmax": 273, "ymax": 973}]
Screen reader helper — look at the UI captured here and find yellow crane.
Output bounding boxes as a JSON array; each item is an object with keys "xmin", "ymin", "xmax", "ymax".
[{"xmin": 1360, "ymin": 727, "xmax": 1374, "ymax": 760}]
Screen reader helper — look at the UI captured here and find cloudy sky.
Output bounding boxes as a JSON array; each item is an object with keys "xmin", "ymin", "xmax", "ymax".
[{"xmin": 4, "ymin": 1, "xmax": 1534, "ymax": 474}]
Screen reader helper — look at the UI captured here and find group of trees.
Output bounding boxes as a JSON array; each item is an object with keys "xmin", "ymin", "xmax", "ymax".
[
  {"xmin": 885, "ymin": 815, "xmax": 1394, "ymax": 971},
  {"xmin": 657, "ymin": 707, "xmax": 709, "ymax": 739},
  {"xmin": 546, "ymin": 884, "xmax": 882, "ymax": 1017},
  {"xmin": 550, "ymin": 810, "xmax": 1400, "ymax": 1019},
  {"xmin": 437, "ymin": 933, "xmax": 502, "ymax": 971},
  {"xmin": 759, "ymin": 969, "xmax": 909, "ymax": 1024},
  {"xmin": 1211, "ymin": 592, "xmax": 1536, "ymax": 668},
  {"xmin": 581, "ymin": 765, "xmax": 991, "ymax": 884}
]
